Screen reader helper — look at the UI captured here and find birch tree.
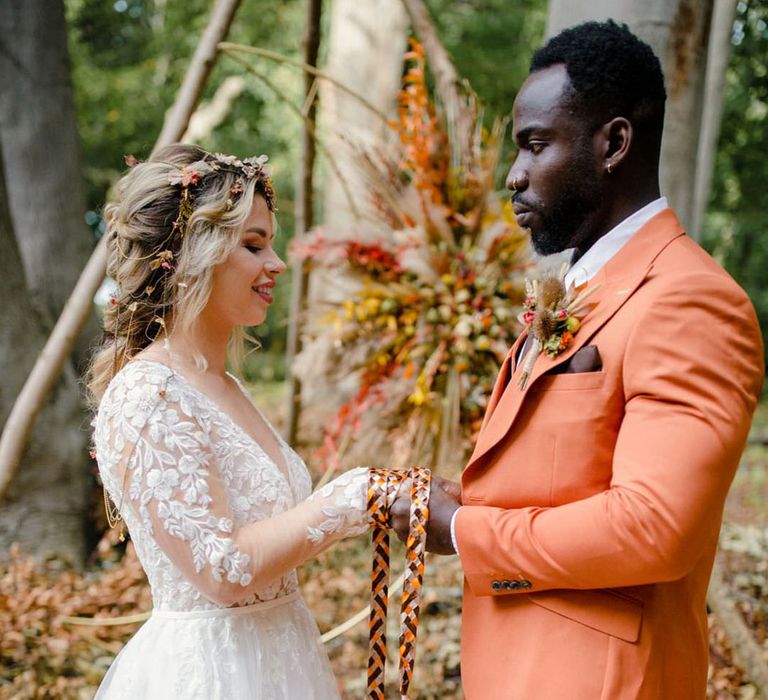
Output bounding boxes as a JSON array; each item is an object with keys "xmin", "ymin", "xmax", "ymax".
[{"xmin": 321, "ymin": 0, "xmax": 410, "ymax": 229}]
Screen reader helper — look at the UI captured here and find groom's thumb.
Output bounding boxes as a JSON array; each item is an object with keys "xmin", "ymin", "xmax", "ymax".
[{"xmin": 433, "ymin": 476, "xmax": 462, "ymax": 503}]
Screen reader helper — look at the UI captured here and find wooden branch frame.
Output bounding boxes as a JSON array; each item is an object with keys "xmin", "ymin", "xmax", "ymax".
[
  {"xmin": 153, "ymin": 0, "xmax": 244, "ymax": 154},
  {"xmin": 217, "ymin": 43, "xmax": 391, "ymax": 125}
]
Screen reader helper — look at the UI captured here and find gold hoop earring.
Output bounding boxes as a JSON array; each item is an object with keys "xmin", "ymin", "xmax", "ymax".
[{"xmin": 607, "ymin": 163, "xmax": 614, "ymax": 174}]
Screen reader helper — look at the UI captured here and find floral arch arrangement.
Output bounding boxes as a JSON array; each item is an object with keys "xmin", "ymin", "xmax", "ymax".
[{"xmin": 292, "ymin": 40, "xmax": 531, "ymax": 473}]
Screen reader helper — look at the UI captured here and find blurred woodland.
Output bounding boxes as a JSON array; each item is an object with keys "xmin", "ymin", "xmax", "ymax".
[{"xmin": 0, "ymin": 0, "xmax": 767, "ymax": 697}]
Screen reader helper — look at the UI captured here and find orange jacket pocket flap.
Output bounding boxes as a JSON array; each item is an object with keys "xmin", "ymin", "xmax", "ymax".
[{"xmin": 527, "ymin": 589, "xmax": 643, "ymax": 643}]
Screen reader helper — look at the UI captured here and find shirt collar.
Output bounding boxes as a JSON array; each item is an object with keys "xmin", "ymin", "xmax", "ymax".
[{"xmin": 564, "ymin": 197, "xmax": 669, "ymax": 289}]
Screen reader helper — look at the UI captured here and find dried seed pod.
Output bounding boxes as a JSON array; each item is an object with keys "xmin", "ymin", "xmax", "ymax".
[
  {"xmin": 540, "ymin": 275, "xmax": 565, "ymax": 309},
  {"xmin": 532, "ymin": 309, "xmax": 555, "ymax": 340}
]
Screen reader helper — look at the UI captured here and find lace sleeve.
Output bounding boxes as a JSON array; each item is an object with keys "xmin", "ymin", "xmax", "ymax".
[{"xmin": 97, "ymin": 366, "xmax": 373, "ymax": 607}]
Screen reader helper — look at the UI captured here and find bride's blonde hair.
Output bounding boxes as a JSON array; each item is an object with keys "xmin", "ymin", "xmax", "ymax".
[{"xmin": 86, "ymin": 143, "xmax": 276, "ymax": 406}]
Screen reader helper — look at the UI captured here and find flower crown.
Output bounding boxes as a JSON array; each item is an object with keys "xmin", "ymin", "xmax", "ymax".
[
  {"xmin": 123, "ymin": 151, "xmax": 277, "ymax": 276},
  {"xmin": 168, "ymin": 152, "xmax": 276, "ymax": 208}
]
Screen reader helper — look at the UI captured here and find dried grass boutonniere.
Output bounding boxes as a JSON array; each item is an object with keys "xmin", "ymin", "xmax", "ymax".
[{"xmin": 517, "ymin": 265, "xmax": 599, "ymax": 389}]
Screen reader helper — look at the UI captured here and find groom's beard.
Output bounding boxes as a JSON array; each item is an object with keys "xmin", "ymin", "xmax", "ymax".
[{"xmin": 519, "ymin": 147, "xmax": 604, "ymax": 257}]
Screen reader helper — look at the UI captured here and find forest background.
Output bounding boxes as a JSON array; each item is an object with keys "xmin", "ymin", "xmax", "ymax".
[{"xmin": 0, "ymin": 0, "xmax": 767, "ymax": 697}]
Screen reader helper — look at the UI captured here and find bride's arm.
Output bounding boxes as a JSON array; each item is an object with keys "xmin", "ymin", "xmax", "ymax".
[{"xmin": 99, "ymin": 376, "xmax": 372, "ymax": 607}]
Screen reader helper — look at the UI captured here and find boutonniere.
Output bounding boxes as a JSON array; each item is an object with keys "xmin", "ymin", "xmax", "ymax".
[{"xmin": 516, "ymin": 265, "xmax": 599, "ymax": 389}]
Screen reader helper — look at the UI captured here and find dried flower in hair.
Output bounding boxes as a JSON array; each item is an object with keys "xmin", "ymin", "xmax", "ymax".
[
  {"xmin": 181, "ymin": 170, "xmax": 200, "ymax": 187},
  {"xmin": 150, "ymin": 249, "xmax": 174, "ymax": 271}
]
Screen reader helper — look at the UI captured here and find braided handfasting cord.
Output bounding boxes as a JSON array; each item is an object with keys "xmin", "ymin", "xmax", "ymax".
[{"xmin": 367, "ymin": 466, "xmax": 432, "ymax": 700}]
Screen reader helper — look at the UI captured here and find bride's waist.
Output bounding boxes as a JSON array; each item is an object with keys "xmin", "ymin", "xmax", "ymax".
[{"xmin": 151, "ymin": 591, "xmax": 302, "ymax": 620}]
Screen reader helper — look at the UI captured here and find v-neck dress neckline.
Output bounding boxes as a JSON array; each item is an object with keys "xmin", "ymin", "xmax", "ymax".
[{"xmin": 130, "ymin": 359, "xmax": 292, "ymax": 486}]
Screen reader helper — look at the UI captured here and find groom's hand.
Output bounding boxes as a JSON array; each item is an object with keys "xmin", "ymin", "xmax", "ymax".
[{"xmin": 390, "ymin": 476, "xmax": 461, "ymax": 555}]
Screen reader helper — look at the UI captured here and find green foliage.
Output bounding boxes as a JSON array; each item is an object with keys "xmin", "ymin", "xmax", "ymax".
[
  {"xmin": 426, "ymin": 0, "xmax": 547, "ymax": 118},
  {"xmin": 67, "ymin": 0, "xmax": 305, "ymax": 211},
  {"xmin": 702, "ymin": 0, "xmax": 768, "ymax": 371}
]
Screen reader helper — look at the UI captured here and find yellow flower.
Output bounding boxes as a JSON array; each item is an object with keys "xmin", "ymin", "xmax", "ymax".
[
  {"xmin": 475, "ymin": 335, "xmax": 491, "ymax": 351},
  {"xmin": 409, "ymin": 385, "xmax": 428, "ymax": 406}
]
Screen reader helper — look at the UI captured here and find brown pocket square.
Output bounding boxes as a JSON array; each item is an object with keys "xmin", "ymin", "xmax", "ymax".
[{"xmin": 550, "ymin": 345, "xmax": 603, "ymax": 375}]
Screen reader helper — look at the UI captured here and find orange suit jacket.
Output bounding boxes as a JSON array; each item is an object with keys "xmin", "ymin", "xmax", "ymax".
[{"xmin": 456, "ymin": 210, "xmax": 765, "ymax": 699}]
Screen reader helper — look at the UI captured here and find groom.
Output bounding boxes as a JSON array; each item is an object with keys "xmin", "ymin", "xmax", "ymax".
[{"xmin": 392, "ymin": 20, "xmax": 764, "ymax": 699}]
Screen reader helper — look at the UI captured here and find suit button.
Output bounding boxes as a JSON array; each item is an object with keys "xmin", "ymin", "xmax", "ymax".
[
  {"xmin": 491, "ymin": 580, "xmax": 502, "ymax": 591},
  {"xmin": 520, "ymin": 580, "xmax": 532, "ymax": 589}
]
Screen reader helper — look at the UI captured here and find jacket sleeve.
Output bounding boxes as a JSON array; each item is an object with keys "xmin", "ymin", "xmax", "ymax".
[
  {"xmin": 98, "ymin": 374, "xmax": 372, "ymax": 607},
  {"xmin": 455, "ymin": 272, "xmax": 764, "ymax": 596}
]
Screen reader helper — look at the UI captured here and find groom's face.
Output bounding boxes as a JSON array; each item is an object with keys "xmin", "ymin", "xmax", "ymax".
[{"xmin": 506, "ymin": 64, "xmax": 604, "ymax": 256}]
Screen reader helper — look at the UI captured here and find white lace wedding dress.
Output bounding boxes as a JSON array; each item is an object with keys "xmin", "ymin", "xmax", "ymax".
[{"xmin": 92, "ymin": 360, "xmax": 371, "ymax": 699}]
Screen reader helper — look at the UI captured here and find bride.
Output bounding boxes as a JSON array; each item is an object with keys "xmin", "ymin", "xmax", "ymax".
[{"xmin": 87, "ymin": 144, "xmax": 386, "ymax": 698}]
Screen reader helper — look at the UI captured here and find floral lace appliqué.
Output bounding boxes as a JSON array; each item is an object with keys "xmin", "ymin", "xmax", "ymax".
[{"xmin": 94, "ymin": 361, "xmax": 310, "ymax": 610}]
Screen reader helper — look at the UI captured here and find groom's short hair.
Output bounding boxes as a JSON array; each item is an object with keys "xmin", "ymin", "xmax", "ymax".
[{"xmin": 531, "ymin": 20, "xmax": 667, "ymax": 142}]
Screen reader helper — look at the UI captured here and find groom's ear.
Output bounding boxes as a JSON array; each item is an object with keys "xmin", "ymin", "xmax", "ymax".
[{"xmin": 599, "ymin": 117, "xmax": 633, "ymax": 173}]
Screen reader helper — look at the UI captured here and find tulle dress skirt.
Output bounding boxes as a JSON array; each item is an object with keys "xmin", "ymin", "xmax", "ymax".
[{"xmin": 94, "ymin": 592, "xmax": 341, "ymax": 699}]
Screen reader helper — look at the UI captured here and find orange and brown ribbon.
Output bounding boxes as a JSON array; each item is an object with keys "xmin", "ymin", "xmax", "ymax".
[{"xmin": 367, "ymin": 466, "xmax": 431, "ymax": 699}]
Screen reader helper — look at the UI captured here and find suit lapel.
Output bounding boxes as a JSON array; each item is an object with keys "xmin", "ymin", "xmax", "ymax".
[
  {"xmin": 466, "ymin": 209, "xmax": 686, "ymax": 472},
  {"xmin": 478, "ymin": 330, "xmax": 528, "ymax": 432}
]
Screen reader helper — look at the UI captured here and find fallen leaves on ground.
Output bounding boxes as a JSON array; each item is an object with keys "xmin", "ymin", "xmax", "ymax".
[{"xmin": 0, "ymin": 529, "xmax": 149, "ymax": 699}]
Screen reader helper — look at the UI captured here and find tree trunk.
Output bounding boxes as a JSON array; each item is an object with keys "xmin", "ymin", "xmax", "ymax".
[
  {"xmin": 321, "ymin": 0, "xmax": 409, "ymax": 230},
  {"xmin": 288, "ymin": 0, "xmax": 409, "ymax": 434},
  {"xmin": 546, "ymin": 0, "xmax": 716, "ymax": 237},
  {"xmin": 0, "ymin": 139, "xmax": 88, "ymax": 563},
  {"xmin": 285, "ymin": 0, "xmax": 323, "ymax": 446},
  {"xmin": 691, "ymin": 0, "xmax": 737, "ymax": 237},
  {"xmin": 0, "ymin": 0, "xmax": 96, "ymax": 360}
]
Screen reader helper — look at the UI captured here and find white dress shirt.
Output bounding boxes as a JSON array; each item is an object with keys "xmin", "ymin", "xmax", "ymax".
[{"xmin": 449, "ymin": 197, "xmax": 669, "ymax": 555}]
